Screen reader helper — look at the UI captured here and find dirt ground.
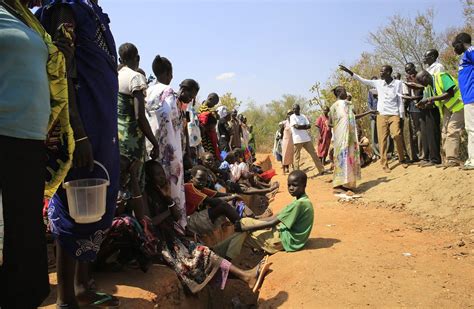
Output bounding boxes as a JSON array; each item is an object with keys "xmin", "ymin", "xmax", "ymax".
[{"xmin": 41, "ymin": 154, "xmax": 474, "ymax": 308}]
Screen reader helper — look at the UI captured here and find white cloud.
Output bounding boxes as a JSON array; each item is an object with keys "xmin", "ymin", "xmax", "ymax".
[{"xmin": 216, "ymin": 72, "xmax": 236, "ymax": 81}]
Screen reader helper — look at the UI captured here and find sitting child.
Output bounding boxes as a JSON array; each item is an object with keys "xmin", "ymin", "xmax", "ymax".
[{"xmin": 215, "ymin": 170, "xmax": 313, "ymax": 257}]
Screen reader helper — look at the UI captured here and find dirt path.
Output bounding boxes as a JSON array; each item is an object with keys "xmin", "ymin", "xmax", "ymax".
[{"xmin": 258, "ymin": 156, "xmax": 474, "ymax": 308}]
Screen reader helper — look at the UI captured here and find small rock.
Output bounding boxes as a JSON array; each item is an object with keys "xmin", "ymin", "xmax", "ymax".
[{"xmin": 457, "ymin": 240, "xmax": 466, "ymax": 247}]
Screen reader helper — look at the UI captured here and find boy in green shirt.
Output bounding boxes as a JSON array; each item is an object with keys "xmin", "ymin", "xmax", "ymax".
[{"xmin": 214, "ymin": 170, "xmax": 314, "ymax": 258}]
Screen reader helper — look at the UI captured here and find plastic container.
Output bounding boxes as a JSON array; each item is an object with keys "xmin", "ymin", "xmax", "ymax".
[{"xmin": 63, "ymin": 161, "xmax": 110, "ymax": 224}]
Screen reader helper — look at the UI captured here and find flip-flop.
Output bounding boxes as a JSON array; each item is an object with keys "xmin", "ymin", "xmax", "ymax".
[
  {"xmin": 82, "ymin": 292, "xmax": 120, "ymax": 308},
  {"xmin": 252, "ymin": 256, "xmax": 271, "ymax": 293}
]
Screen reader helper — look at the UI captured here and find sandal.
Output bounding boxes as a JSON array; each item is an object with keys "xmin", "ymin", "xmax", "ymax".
[
  {"xmin": 79, "ymin": 292, "xmax": 120, "ymax": 308},
  {"xmin": 252, "ymin": 256, "xmax": 271, "ymax": 293}
]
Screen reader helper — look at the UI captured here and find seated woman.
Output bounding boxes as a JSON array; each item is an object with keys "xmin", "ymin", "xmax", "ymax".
[
  {"xmin": 144, "ymin": 161, "xmax": 271, "ymax": 293},
  {"xmin": 201, "ymin": 152, "xmax": 229, "ymax": 190}
]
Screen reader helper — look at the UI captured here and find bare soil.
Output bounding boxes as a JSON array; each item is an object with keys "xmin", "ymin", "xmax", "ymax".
[{"xmin": 41, "ymin": 154, "xmax": 474, "ymax": 308}]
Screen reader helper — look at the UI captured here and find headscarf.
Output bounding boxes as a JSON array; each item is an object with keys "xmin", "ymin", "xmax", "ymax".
[
  {"xmin": 14, "ymin": 0, "xmax": 75, "ymax": 198},
  {"xmin": 216, "ymin": 106, "xmax": 229, "ymax": 118}
]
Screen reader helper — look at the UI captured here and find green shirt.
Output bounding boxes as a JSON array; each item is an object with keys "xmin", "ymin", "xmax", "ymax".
[{"xmin": 277, "ymin": 194, "xmax": 314, "ymax": 252}]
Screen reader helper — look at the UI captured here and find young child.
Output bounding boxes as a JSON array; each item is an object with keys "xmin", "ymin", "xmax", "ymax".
[{"xmin": 215, "ymin": 170, "xmax": 314, "ymax": 257}]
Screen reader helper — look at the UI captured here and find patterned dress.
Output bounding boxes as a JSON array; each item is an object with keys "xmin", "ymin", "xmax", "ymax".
[
  {"xmin": 146, "ymin": 83, "xmax": 186, "ymax": 227},
  {"xmin": 329, "ymin": 100, "xmax": 361, "ymax": 189},
  {"xmin": 117, "ymin": 66, "xmax": 148, "ymax": 162}
]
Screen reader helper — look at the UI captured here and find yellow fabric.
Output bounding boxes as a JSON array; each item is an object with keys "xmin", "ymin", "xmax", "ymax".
[
  {"xmin": 433, "ymin": 72, "xmax": 464, "ymax": 114},
  {"xmin": 14, "ymin": 1, "xmax": 75, "ymax": 198}
]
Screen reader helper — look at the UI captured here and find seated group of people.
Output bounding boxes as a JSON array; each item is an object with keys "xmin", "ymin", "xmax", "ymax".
[{"xmin": 94, "ymin": 150, "xmax": 314, "ymax": 299}]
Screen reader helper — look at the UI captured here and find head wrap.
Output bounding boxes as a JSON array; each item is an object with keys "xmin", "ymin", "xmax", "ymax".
[{"xmin": 216, "ymin": 106, "xmax": 229, "ymax": 118}]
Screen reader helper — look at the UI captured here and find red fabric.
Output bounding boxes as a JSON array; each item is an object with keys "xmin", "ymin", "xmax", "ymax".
[
  {"xmin": 259, "ymin": 169, "xmax": 276, "ymax": 181},
  {"xmin": 184, "ymin": 183, "xmax": 217, "ymax": 215},
  {"xmin": 198, "ymin": 112, "xmax": 220, "ymax": 159},
  {"xmin": 315, "ymin": 115, "xmax": 332, "ymax": 158},
  {"xmin": 209, "ymin": 129, "xmax": 221, "ymax": 159}
]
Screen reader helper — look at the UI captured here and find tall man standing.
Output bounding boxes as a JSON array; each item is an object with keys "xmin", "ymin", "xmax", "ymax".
[
  {"xmin": 424, "ymin": 49, "xmax": 445, "ymax": 74},
  {"xmin": 452, "ymin": 32, "xmax": 474, "ymax": 170},
  {"xmin": 340, "ymin": 65, "xmax": 408, "ymax": 172},
  {"xmin": 290, "ymin": 104, "xmax": 325, "ymax": 175}
]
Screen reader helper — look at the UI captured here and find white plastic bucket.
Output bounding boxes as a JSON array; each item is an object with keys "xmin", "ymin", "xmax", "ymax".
[{"xmin": 63, "ymin": 161, "xmax": 110, "ymax": 224}]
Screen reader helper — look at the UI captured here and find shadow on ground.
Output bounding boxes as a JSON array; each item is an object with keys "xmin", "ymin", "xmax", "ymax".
[
  {"xmin": 357, "ymin": 176, "xmax": 393, "ymax": 192},
  {"xmin": 258, "ymin": 290, "xmax": 289, "ymax": 308},
  {"xmin": 305, "ymin": 237, "xmax": 340, "ymax": 250}
]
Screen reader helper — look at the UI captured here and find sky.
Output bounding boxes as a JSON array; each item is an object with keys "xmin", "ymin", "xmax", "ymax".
[{"xmin": 101, "ymin": 0, "xmax": 466, "ymax": 108}]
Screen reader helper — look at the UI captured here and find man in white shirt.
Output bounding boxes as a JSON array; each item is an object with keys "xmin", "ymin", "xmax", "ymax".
[
  {"xmin": 340, "ymin": 65, "xmax": 408, "ymax": 172},
  {"xmin": 423, "ymin": 49, "xmax": 445, "ymax": 74},
  {"xmin": 289, "ymin": 104, "xmax": 325, "ymax": 174}
]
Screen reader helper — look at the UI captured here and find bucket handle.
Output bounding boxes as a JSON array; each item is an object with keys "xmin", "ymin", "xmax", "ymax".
[{"xmin": 93, "ymin": 160, "xmax": 110, "ymax": 183}]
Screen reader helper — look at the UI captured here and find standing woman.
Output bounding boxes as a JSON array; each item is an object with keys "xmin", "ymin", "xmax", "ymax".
[
  {"xmin": 280, "ymin": 110, "xmax": 294, "ymax": 173},
  {"xmin": 37, "ymin": 0, "xmax": 121, "ymax": 307},
  {"xmin": 146, "ymin": 55, "xmax": 199, "ymax": 228},
  {"xmin": 0, "ymin": 0, "xmax": 75, "ymax": 306},
  {"xmin": 329, "ymin": 86, "xmax": 374, "ymax": 193}
]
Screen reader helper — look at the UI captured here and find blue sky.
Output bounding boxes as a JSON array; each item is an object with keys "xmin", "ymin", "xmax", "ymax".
[{"xmin": 101, "ymin": 0, "xmax": 465, "ymax": 108}]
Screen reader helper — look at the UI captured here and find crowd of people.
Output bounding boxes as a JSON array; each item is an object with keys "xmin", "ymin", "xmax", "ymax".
[
  {"xmin": 275, "ymin": 37, "xmax": 473, "ymax": 193},
  {"xmin": 1, "ymin": 1, "xmax": 473, "ymax": 308},
  {"xmin": 0, "ymin": 1, "xmax": 318, "ymax": 308}
]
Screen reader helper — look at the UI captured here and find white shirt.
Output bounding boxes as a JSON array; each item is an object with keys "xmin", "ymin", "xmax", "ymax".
[
  {"xmin": 426, "ymin": 62, "xmax": 445, "ymax": 75},
  {"xmin": 289, "ymin": 114, "xmax": 312, "ymax": 144},
  {"xmin": 353, "ymin": 74, "xmax": 404, "ymax": 118},
  {"xmin": 230, "ymin": 162, "xmax": 249, "ymax": 182},
  {"xmin": 118, "ymin": 66, "xmax": 147, "ymax": 95}
]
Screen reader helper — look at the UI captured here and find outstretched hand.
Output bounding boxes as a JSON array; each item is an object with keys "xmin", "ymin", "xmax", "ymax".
[{"xmin": 339, "ymin": 65, "xmax": 354, "ymax": 76}]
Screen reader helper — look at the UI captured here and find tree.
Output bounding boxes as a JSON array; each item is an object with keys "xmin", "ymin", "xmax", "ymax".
[
  {"xmin": 219, "ymin": 92, "xmax": 242, "ymax": 112},
  {"xmin": 244, "ymin": 95, "xmax": 309, "ymax": 151},
  {"xmin": 368, "ymin": 9, "xmax": 439, "ymax": 72}
]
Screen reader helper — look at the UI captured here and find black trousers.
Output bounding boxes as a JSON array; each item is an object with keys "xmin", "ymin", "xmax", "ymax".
[
  {"xmin": 408, "ymin": 112, "xmax": 422, "ymax": 161},
  {"xmin": 0, "ymin": 135, "xmax": 50, "ymax": 308},
  {"xmin": 419, "ymin": 108, "xmax": 441, "ymax": 164}
]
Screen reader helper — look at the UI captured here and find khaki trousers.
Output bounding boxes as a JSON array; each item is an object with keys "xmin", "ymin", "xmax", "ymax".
[
  {"xmin": 212, "ymin": 217, "xmax": 284, "ymax": 259},
  {"xmin": 293, "ymin": 141, "xmax": 324, "ymax": 172},
  {"xmin": 441, "ymin": 107, "xmax": 465, "ymax": 162},
  {"xmin": 377, "ymin": 115, "xmax": 406, "ymax": 167}
]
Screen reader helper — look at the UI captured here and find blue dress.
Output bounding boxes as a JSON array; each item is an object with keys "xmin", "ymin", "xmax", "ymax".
[{"xmin": 37, "ymin": 0, "xmax": 119, "ymax": 261}]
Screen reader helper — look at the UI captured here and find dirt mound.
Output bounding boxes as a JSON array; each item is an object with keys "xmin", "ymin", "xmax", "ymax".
[{"xmin": 355, "ymin": 161, "xmax": 474, "ymax": 234}]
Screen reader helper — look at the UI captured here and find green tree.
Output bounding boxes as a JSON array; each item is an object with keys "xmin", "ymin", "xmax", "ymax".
[
  {"xmin": 368, "ymin": 9, "xmax": 439, "ymax": 72},
  {"xmin": 244, "ymin": 95, "xmax": 310, "ymax": 151},
  {"xmin": 219, "ymin": 92, "xmax": 242, "ymax": 112}
]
